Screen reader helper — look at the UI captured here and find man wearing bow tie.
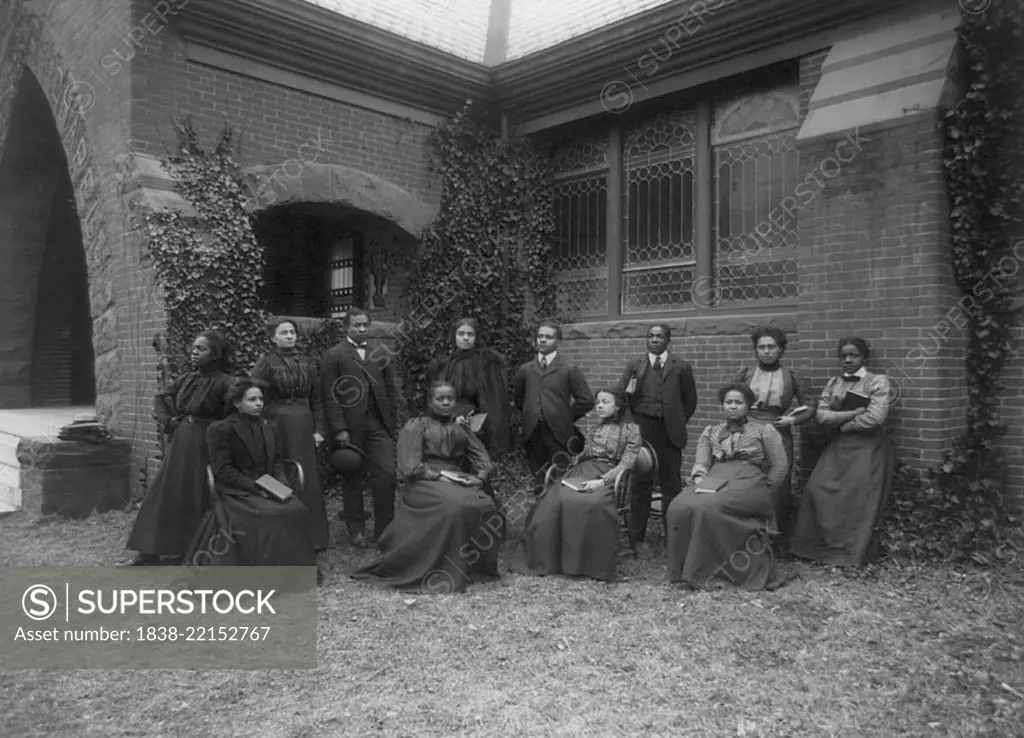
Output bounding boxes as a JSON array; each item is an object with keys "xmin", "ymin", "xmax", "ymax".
[
  {"xmin": 513, "ymin": 320, "xmax": 595, "ymax": 484},
  {"xmin": 618, "ymin": 324, "xmax": 698, "ymax": 547},
  {"xmin": 321, "ymin": 307, "xmax": 398, "ymax": 548}
]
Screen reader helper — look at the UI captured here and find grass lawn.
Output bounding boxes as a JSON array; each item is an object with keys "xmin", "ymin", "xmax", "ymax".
[{"xmin": 1, "ymin": 492, "xmax": 1023, "ymax": 737}]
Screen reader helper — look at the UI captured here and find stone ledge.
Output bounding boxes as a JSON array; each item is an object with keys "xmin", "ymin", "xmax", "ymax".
[
  {"xmin": 560, "ymin": 311, "xmax": 798, "ymax": 340},
  {"xmin": 18, "ymin": 438, "xmax": 132, "ymax": 519}
]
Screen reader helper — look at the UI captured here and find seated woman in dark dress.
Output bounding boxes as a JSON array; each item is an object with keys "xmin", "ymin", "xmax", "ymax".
[
  {"xmin": 185, "ymin": 378, "xmax": 318, "ymax": 575},
  {"xmin": 789, "ymin": 336, "xmax": 896, "ymax": 567},
  {"xmin": 352, "ymin": 381, "xmax": 502, "ymax": 594},
  {"xmin": 666, "ymin": 383, "xmax": 789, "ymax": 591},
  {"xmin": 510, "ymin": 388, "xmax": 642, "ymax": 582}
]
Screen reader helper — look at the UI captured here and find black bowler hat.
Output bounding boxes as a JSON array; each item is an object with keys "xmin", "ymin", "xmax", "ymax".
[{"xmin": 330, "ymin": 444, "xmax": 366, "ymax": 473}]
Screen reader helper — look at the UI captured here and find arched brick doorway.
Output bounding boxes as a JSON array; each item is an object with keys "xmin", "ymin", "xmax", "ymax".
[
  {"xmin": 245, "ymin": 163, "xmax": 437, "ymax": 322},
  {"xmin": 0, "ymin": 68, "xmax": 95, "ymax": 409}
]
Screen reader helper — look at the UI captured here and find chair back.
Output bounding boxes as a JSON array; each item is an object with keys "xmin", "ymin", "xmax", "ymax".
[{"xmin": 633, "ymin": 442, "xmax": 658, "ymax": 477}]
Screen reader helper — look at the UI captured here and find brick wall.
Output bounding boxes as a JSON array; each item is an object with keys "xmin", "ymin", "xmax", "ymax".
[
  {"xmin": 794, "ymin": 115, "xmax": 966, "ymax": 482},
  {"xmin": 120, "ymin": 3, "xmax": 439, "ymax": 496}
]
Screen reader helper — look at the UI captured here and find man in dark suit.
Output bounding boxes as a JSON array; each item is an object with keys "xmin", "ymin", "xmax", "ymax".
[
  {"xmin": 320, "ymin": 307, "xmax": 398, "ymax": 548},
  {"xmin": 513, "ymin": 320, "xmax": 595, "ymax": 484},
  {"xmin": 618, "ymin": 324, "xmax": 698, "ymax": 547}
]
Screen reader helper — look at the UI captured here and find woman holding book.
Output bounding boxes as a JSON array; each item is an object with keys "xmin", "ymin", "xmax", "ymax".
[
  {"xmin": 425, "ymin": 317, "xmax": 510, "ymax": 456},
  {"xmin": 125, "ymin": 330, "xmax": 233, "ymax": 566},
  {"xmin": 665, "ymin": 383, "xmax": 789, "ymax": 590},
  {"xmin": 184, "ymin": 377, "xmax": 318, "ymax": 572},
  {"xmin": 789, "ymin": 337, "xmax": 895, "ymax": 566},
  {"xmin": 251, "ymin": 318, "xmax": 329, "ymax": 551},
  {"xmin": 352, "ymin": 381, "xmax": 502, "ymax": 594},
  {"xmin": 510, "ymin": 388, "xmax": 641, "ymax": 582},
  {"xmin": 734, "ymin": 326, "xmax": 815, "ymax": 539}
]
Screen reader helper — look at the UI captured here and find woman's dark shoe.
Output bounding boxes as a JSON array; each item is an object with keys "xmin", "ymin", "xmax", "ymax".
[{"xmin": 123, "ymin": 553, "xmax": 161, "ymax": 566}]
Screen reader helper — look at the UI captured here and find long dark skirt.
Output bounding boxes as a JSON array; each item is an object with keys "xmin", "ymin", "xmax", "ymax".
[
  {"xmin": 789, "ymin": 428, "xmax": 895, "ymax": 566},
  {"xmin": 665, "ymin": 460, "xmax": 781, "ymax": 590},
  {"xmin": 265, "ymin": 402, "xmax": 328, "ymax": 550},
  {"xmin": 126, "ymin": 420, "xmax": 211, "ymax": 556},
  {"xmin": 509, "ymin": 460, "xmax": 620, "ymax": 582},
  {"xmin": 184, "ymin": 486, "xmax": 316, "ymax": 567},
  {"xmin": 352, "ymin": 472, "xmax": 504, "ymax": 594}
]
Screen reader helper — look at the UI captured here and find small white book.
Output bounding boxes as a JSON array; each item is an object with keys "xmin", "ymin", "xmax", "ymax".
[
  {"xmin": 439, "ymin": 470, "xmax": 476, "ymax": 485},
  {"xmin": 255, "ymin": 474, "xmax": 293, "ymax": 502},
  {"xmin": 468, "ymin": 412, "xmax": 487, "ymax": 434}
]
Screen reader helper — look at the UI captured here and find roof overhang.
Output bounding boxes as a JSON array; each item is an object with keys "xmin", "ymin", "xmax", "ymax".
[{"xmin": 171, "ymin": 0, "xmax": 933, "ymax": 128}]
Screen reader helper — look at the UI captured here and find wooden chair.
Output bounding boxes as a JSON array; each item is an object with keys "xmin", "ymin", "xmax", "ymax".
[
  {"xmin": 205, "ymin": 460, "xmax": 304, "ymax": 495},
  {"xmin": 613, "ymin": 441, "xmax": 658, "ymax": 554},
  {"xmin": 539, "ymin": 443, "xmax": 659, "ymax": 555}
]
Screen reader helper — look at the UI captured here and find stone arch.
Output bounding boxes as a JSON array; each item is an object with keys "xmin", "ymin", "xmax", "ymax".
[
  {"xmin": 242, "ymin": 162, "xmax": 437, "ymax": 239},
  {"xmin": 0, "ymin": 3, "xmax": 119, "ymax": 421}
]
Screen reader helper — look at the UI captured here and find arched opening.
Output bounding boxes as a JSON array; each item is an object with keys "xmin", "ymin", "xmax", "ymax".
[
  {"xmin": 0, "ymin": 67, "xmax": 95, "ymax": 409},
  {"xmin": 253, "ymin": 202, "xmax": 418, "ymax": 323}
]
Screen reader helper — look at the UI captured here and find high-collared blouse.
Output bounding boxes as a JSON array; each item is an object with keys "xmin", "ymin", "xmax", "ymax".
[
  {"xmin": 816, "ymin": 370, "xmax": 891, "ymax": 431},
  {"xmin": 154, "ymin": 366, "xmax": 232, "ymax": 425},
  {"xmin": 397, "ymin": 414, "xmax": 493, "ymax": 482},
  {"xmin": 735, "ymin": 364, "xmax": 812, "ymax": 422},
  {"xmin": 575, "ymin": 420, "xmax": 642, "ymax": 486},
  {"xmin": 691, "ymin": 420, "xmax": 788, "ymax": 491},
  {"xmin": 251, "ymin": 349, "xmax": 326, "ymax": 433}
]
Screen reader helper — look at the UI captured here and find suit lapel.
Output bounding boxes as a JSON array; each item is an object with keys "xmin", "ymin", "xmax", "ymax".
[
  {"xmin": 230, "ymin": 415, "xmax": 258, "ymax": 464},
  {"xmin": 663, "ymin": 354, "xmax": 680, "ymax": 378},
  {"xmin": 260, "ymin": 420, "xmax": 275, "ymax": 469},
  {"xmin": 634, "ymin": 356, "xmax": 648, "ymax": 384}
]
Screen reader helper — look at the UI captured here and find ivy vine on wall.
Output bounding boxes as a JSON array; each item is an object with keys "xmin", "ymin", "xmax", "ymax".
[
  {"xmin": 884, "ymin": 0, "xmax": 1023, "ymax": 564},
  {"xmin": 397, "ymin": 102, "xmax": 557, "ymax": 438},
  {"xmin": 144, "ymin": 119, "xmax": 269, "ymax": 380}
]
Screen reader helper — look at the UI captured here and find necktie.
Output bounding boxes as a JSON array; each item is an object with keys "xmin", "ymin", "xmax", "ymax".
[
  {"xmin": 653, "ymin": 355, "xmax": 662, "ymax": 372},
  {"xmin": 540, "ymin": 356, "xmax": 548, "ymax": 369}
]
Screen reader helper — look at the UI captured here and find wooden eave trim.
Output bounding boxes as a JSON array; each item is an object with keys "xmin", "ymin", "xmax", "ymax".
[
  {"xmin": 493, "ymin": 0, "xmax": 922, "ymax": 119},
  {"xmin": 173, "ymin": 0, "xmax": 491, "ymax": 116}
]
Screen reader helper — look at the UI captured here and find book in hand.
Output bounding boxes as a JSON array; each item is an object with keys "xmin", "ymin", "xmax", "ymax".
[
  {"xmin": 783, "ymin": 405, "xmax": 811, "ymax": 417},
  {"xmin": 840, "ymin": 390, "xmax": 870, "ymax": 412},
  {"xmin": 694, "ymin": 477, "xmax": 728, "ymax": 495},
  {"xmin": 439, "ymin": 470, "xmax": 477, "ymax": 485},
  {"xmin": 468, "ymin": 412, "xmax": 487, "ymax": 434},
  {"xmin": 255, "ymin": 474, "xmax": 293, "ymax": 502}
]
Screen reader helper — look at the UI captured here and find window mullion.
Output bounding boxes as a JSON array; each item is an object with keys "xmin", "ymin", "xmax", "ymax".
[
  {"xmin": 606, "ymin": 126, "xmax": 623, "ymax": 318},
  {"xmin": 694, "ymin": 99, "xmax": 712, "ymax": 308}
]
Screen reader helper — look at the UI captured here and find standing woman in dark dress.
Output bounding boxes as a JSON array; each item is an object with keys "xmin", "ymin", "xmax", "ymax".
[
  {"xmin": 425, "ymin": 317, "xmax": 511, "ymax": 457},
  {"xmin": 250, "ymin": 319, "xmax": 329, "ymax": 551},
  {"xmin": 125, "ymin": 331, "xmax": 233, "ymax": 565},
  {"xmin": 735, "ymin": 326, "xmax": 815, "ymax": 541},
  {"xmin": 789, "ymin": 337, "xmax": 896, "ymax": 567}
]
